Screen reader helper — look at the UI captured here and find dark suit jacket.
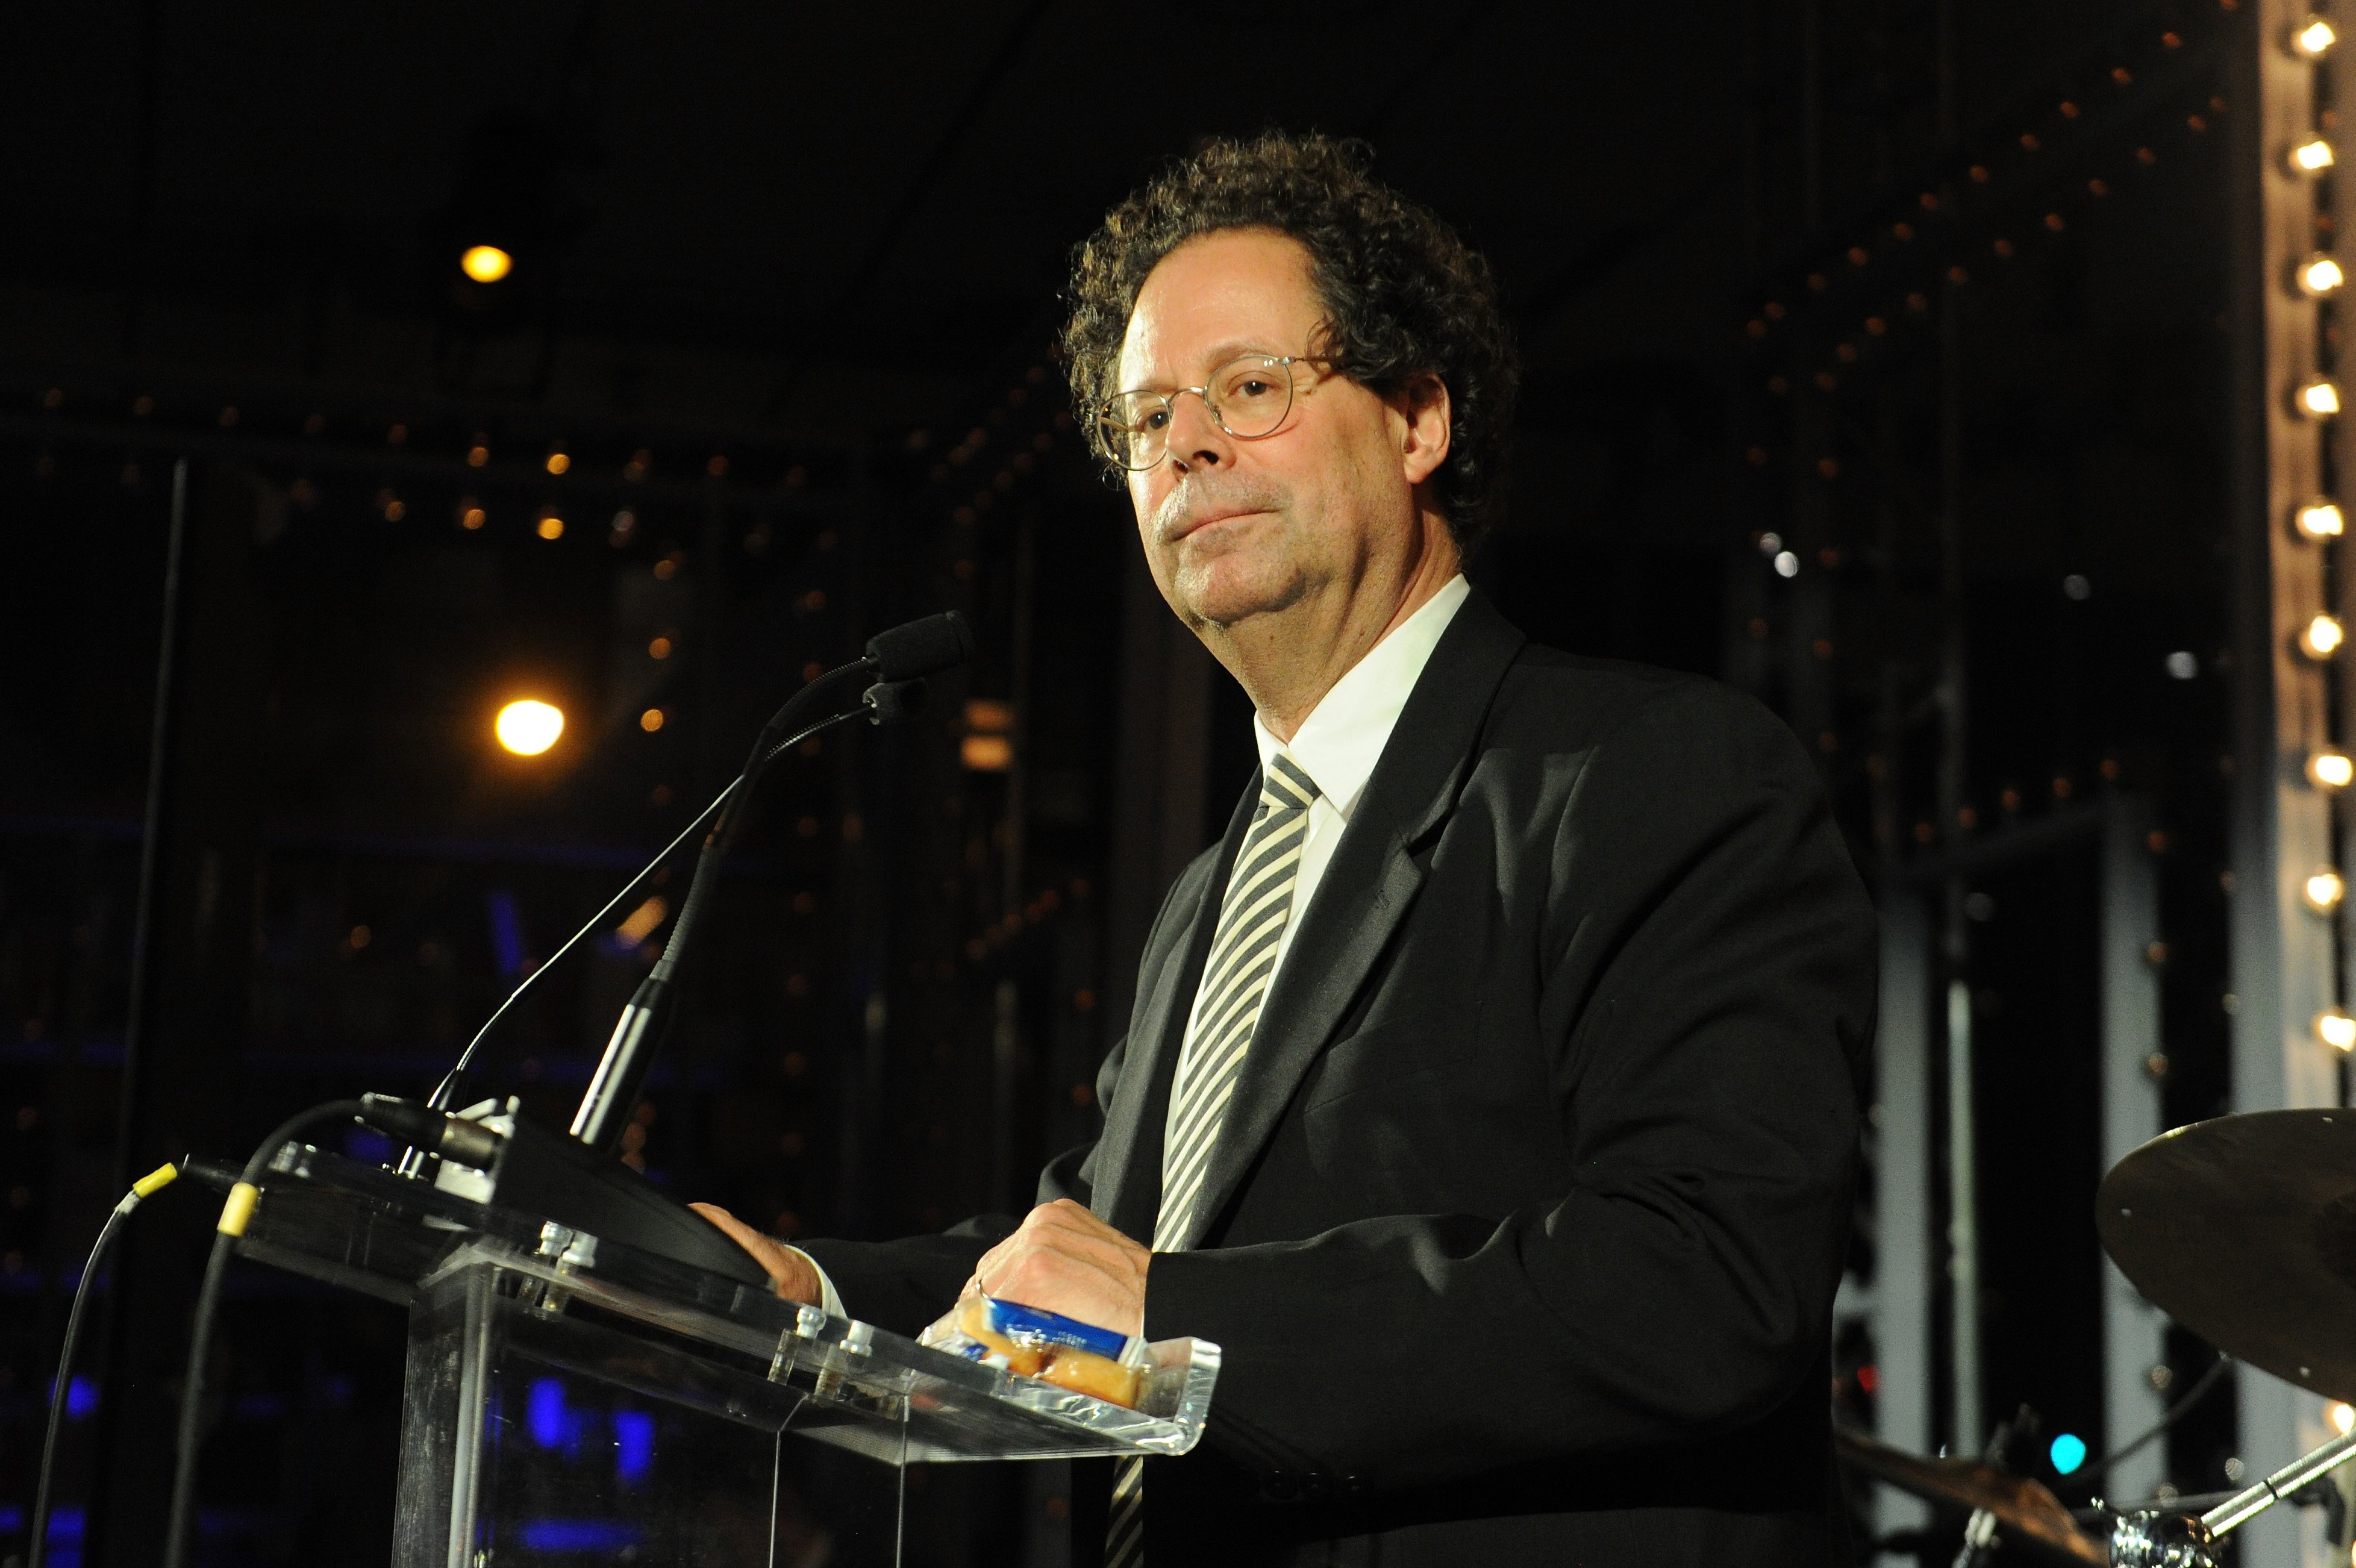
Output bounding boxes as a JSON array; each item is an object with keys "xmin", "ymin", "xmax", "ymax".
[{"xmin": 805, "ymin": 591, "xmax": 1876, "ymax": 1565}]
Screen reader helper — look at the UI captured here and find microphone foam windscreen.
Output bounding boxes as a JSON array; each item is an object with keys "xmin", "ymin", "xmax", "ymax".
[{"xmin": 866, "ymin": 611, "xmax": 975, "ymax": 681}]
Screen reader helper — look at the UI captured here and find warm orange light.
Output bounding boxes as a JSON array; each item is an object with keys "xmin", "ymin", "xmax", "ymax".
[
  {"xmin": 2319, "ymin": 1010, "xmax": 2356, "ymax": 1052},
  {"xmin": 2298, "ymin": 500, "xmax": 2346, "ymax": 539},
  {"xmin": 2299, "ymin": 255, "xmax": 2346, "ymax": 297},
  {"xmin": 461, "ymin": 245, "xmax": 513, "ymax": 283},
  {"xmin": 961, "ymin": 734, "xmax": 1013, "ymax": 771},
  {"xmin": 615, "ymin": 896, "xmax": 669, "ymax": 944},
  {"xmin": 2311, "ymin": 751, "xmax": 2355, "ymax": 790},
  {"xmin": 2304, "ymin": 614, "xmax": 2346, "ymax": 658},
  {"xmin": 495, "ymin": 700, "xmax": 564, "ymax": 756},
  {"xmin": 545, "ymin": 450, "xmax": 570, "ymax": 476},
  {"xmin": 537, "ymin": 514, "xmax": 564, "ymax": 541},
  {"xmin": 2307, "ymin": 868, "xmax": 2346, "ymax": 913},
  {"xmin": 2294, "ymin": 139, "xmax": 2339, "ymax": 175},
  {"xmin": 648, "ymin": 636, "xmax": 673, "ymax": 660},
  {"xmin": 2293, "ymin": 17, "xmax": 2339, "ymax": 58},
  {"xmin": 640, "ymin": 707, "xmax": 666, "ymax": 732},
  {"xmin": 2299, "ymin": 378, "xmax": 2344, "ymax": 418}
]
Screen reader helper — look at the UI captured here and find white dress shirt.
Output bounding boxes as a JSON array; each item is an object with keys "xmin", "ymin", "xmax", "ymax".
[
  {"xmin": 1226, "ymin": 572, "xmax": 1468, "ymax": 998},
  {"xmin": 792, "ymin": 573, "xmax": 1470, "ymax": 1313}
]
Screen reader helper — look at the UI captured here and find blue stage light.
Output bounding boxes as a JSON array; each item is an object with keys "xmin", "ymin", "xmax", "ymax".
[
  {"xmin": 615, "ymin": 1410, "xmax": 655, "ymax": 1482},
  {"xmin": 2050, "ymin": 1432, "xmax": 2087, "ymax": 1475},
  {"xmin": 519, "ymin": 1520, "xmax": 641, "ymax": 1552},
  {"xmin": 527, "ymin": 1378, "xmax": 566, "ymax": 1448}
]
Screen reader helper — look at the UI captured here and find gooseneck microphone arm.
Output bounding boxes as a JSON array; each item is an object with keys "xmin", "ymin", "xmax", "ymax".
[{"xmin": 568, "ymin": 611, "xmax": 973, "ymax": 1154}]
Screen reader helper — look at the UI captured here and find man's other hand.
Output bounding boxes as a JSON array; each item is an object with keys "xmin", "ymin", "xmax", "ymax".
[
  {"xmin": 966, "ymin": 1198, "xmax": 1148, "ymax": 1339},
  {"xmin": 689, "ymin": 1202, "xmax": 822, "ymax": 1304}
]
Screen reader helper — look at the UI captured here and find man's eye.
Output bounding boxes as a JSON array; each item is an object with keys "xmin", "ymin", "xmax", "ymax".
[
  {"xmin": 1142, "ymin": 408, "xmax": 1170, "ymax": 431},
  {"xmin": 1236, "ymin": 379, "xmax": 1273, "ymax": 398}
]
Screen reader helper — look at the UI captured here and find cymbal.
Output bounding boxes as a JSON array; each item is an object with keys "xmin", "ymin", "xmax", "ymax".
[
  {"xmin": 2099, "ymin": 1108, "xmax": 2356, "ymax": 1401},
  {"xmin": 1834, "ymin": 1426, "xmax": 2108, "ymax": 1564}
]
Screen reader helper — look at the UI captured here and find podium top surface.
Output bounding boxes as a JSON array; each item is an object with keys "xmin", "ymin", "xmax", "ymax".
[{"xmin": 237, "ymin": 1144, "xmax": 1219, "ymax": 1463}]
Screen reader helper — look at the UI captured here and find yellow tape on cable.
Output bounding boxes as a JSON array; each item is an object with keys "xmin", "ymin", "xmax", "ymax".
[
  {"xmin": 132, "ymin": 1163, "xmax": 179, "ymax": 1199},
  {"xmin": 217, "ymin": 1182, "xmax": 260, "ymax": 1237}
]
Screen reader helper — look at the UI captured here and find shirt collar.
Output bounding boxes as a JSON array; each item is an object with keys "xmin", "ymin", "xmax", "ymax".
[{"xmin": 1252, "ymin": 575, "xmax": 1470, "ymax": 818}]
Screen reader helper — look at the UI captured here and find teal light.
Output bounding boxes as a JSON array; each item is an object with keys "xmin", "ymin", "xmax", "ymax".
[{"xmin": 2050, "ymin": 1433, "xmax": 2088, "ymax": 1476}]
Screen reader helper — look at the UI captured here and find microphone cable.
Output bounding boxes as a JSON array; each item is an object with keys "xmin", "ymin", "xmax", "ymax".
[
  {"xmin": 162, "ymin": 1099, "xmax": 369, "ymax": 1568},
  {"xmin": 26, "ymin": 1161, "xmax": 183, "ymax": 1568}
]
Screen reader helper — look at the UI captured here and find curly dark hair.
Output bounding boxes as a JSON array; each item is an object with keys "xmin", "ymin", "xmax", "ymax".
[{"xmin": 1061, "ymin": 132, "xmax": 1519, "ymax": 553}]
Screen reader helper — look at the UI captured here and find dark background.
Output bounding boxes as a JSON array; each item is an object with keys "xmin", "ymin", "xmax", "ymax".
[{"xmin": 0, "ymin": 1, "xmax": 2251, "ymax": 1563}]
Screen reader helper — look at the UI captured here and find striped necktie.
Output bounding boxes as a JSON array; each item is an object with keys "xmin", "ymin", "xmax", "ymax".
[{"xmin": 1108, "ymin": 750, "xmax": 1322, "ymax": 1567}]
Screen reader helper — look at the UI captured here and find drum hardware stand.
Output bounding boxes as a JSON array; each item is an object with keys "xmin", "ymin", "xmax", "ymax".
[{"xmin": 2109, "ymin": 1426, "xmax": 2356, "ymax": 1565}]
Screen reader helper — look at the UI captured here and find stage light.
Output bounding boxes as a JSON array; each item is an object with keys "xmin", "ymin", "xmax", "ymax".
[
  {"xmin": 2335, "ymin": 1402, "xmax": 2356, "ymax": 1435},
  {"xmin": 2303, "ymin": 614, "xmax": 2346, "ymax": 658},
  {"xmin": 2298, "ymin": 499, "xmax": 2346, "ymax": 538},
  {"xmin": 2049, "ymin": 1434, "xmax": 2087, "ymax": 1476},
  {"xmin": 2312, "ymin": 751, "xmax": 2355, "ymax": 790},
  {"xmin": 2299, "ymin": 255, "xmax": 2346, "ymax": 296},
  {"xmin": 2292, "ymin": 17, "xmax": 2339, "ymax": 57},
  {"xmin": 2305, "ymin": 867, "xmax": 2345, "ymax": 913},
  {"xmin": 2298, "ymin": 377, "xmax": 2343, "ymax": 418},
  {"xmin": 2320, "ymin": 1010, "xmax": 2356, "ymax": 1051},
  {"xmin": 461, "ymin": 245, "xmax": 514, "ymax": 284},
  {"xmin": 495, "ymin": 699, "xmax": 564, "ymax": 756}
]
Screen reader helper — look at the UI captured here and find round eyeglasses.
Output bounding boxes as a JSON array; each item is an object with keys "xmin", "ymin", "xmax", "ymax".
[{"xmin": 1096, "ymin": 354, "xmax": 1310, "ymax": 472}]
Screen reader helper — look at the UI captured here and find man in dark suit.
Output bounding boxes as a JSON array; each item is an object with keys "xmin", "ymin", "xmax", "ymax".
[{"xmin": 697, "ymin": 131, "xmax": 1875, "ymax": 1565}]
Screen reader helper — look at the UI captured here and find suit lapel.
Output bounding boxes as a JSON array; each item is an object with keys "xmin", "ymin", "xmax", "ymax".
[
  {"xmin": 1092, "ymin": 778, "xmax": 1260, "ymax": 1242},
  {"xmin": 1173, "ymin": 592, "xmax": 1528, "ymax": 1251}
]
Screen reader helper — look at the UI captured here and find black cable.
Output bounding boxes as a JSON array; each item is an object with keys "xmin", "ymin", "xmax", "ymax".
[
  {"xmin": 161, "ymin": 1100, "xmax": 368, "ymax": 1568},
  {"xmin": 27, "ymin": 1163, "xmax": 181, "ymax": 1568},
  {"xmin": 2075, "ymin": 1352, "xmax": 2234, "ymax": 1499}
]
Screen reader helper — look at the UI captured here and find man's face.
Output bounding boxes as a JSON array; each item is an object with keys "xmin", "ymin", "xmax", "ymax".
[{"xmin": 1116, "ymin": 228, "xmax": 1427, "ymax": 631}]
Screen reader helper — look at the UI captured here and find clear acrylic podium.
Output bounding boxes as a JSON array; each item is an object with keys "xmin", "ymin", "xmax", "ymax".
[{"xmin": 234, "ymin": 1143, "xmax": 1220, "ymax": 1567}]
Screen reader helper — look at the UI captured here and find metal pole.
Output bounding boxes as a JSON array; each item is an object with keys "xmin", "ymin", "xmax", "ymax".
[
  {"xmin": 2102, "ymin": 801, "xmax": 2169, "ymax": 1503},
  {"xmin": 1946, "ymin": 976, "xmax": 1981, "ymax": 1455}
]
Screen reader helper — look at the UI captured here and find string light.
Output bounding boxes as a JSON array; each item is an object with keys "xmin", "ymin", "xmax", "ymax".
[
  {"xmin": 2308, "ymin": 750, "xmax": 2355, "ymax": 790},
  {"xmin": 460, "ymin": 245, "xmax": 513, "ymax": 284},
  {"xmin": 2298, "ymin": 255, "xmax": 2346, "ymax": 296},
  {"xmin": 2298, "ymin": 499, "xmax": 2346, "ymax": 539},
  {"xmin": 2292, "ymin": 138, "xmax": 2337, "ymax": 175},
  {"xmin": 2302, "ymin": 614, "xmax": 2346, "ymax": 658},
  {"xmin": 2291, "ymin": 16, "xmax": 2338, "ymax": 58},
  {"xmin": 2297, "ymin": 377, "xmax": 2343, "ymax": 418},
  {"xmin": 2305, "ymin": 867, "xmax": 2346, "ymax": 913},
  {"xmin": 2319, "ymin": 1011, "xmax": 2356, "ymax": 1051}
]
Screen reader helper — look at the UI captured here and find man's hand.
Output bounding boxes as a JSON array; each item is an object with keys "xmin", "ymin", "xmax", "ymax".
[
  {"xmin": 689, "ymin": 1202, "xmax": 823, "ymax": 1305},
  {"xmin": 966, "ymin": 1198, "xmax": 1149, "ymax": 1338}
]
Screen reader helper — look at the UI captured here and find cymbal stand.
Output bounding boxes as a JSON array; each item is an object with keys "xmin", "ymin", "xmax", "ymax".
[{"xmin": 2110, "ymin": 1427, "xmax": 2356, "ymax": 1565}]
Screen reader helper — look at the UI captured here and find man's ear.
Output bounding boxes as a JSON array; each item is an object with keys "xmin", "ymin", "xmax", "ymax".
[{"xmin": 1395, "ymin": 371, "xmax": 1452, "ymax": 487}]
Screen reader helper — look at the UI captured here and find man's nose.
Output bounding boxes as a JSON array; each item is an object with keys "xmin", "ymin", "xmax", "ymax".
[{"xmin": 1165, "ymin": 389, "xmax": 1231, "ymax": 472}]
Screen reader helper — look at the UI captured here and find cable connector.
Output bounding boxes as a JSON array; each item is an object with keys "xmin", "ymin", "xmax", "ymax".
[{"xmin": 359, "ymin": 1092, "xmax": 505, "ymax": 1170}]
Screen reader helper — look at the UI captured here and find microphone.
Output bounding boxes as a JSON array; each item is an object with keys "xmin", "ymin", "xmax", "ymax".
[
  {"xmin": 567, "ymin": 613, "xmax": 972, "ymax": 1155},
  {"xmin": 866, "ymin": 611, "xmax": 974, "ymax": 682}
]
